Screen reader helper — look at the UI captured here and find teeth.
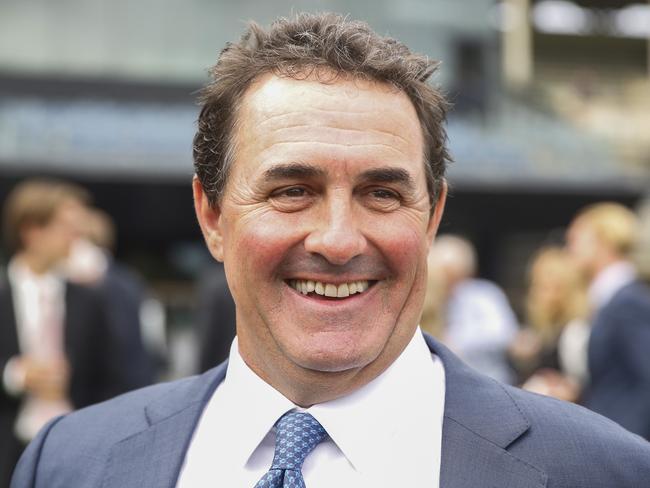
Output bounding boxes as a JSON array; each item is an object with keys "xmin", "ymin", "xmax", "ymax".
[
  {"xmin": 337, "ymin": 283, "xmax": 349, "ymax": 298},
  {"xmin": 324, "ymin": 284, "xmax": 337, "ymax": 297},
  {"xmin": 289, "ymin": 279, "xmax": 370, "ymax": 297}
]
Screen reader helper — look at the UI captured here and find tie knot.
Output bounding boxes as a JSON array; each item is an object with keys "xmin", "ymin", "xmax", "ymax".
[{"xmin": 270, "ymin": 412, "xmax": 327, "ymax": 471}]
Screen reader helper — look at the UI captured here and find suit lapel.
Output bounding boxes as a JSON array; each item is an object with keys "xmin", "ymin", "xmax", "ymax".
[
  {"xmin": 424, "ymin": 335, "xmax": 548, "ymax": 488},
  {"xmin": 102, "ymin": 362, "xmax": 228, "ymax": 488},
  {"xmin": 0, "ymin": 280, "xmax": 19, "ymax": 359}
]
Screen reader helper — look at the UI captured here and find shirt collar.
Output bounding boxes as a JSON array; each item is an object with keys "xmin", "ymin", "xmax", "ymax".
[
  {"xmin": 7, "ymin": 257, "xmax": 64, "ymax": 291},
  {"xmin": 214, "ymin": 327, "xmax": 444, "ymax": 476},
  {"xmin": 211, "ymin": 338, "xmax": 295, "ymax": 470},
  {"xmin": 589, "ymin": 260, "xmax": 636, "ymax": 310}
]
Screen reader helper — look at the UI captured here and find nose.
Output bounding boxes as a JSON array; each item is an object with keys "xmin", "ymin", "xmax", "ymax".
[{"xmin": 303, "ymin": 195, "xmax": 367, "ymax": 266}]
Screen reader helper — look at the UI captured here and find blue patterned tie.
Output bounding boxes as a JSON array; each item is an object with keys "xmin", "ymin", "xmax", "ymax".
[{"xmin": 254, "ymin": 411, "xmax": 327, "ymax": 488}]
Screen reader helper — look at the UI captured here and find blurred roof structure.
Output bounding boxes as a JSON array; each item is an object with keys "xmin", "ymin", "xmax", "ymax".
[
  {"xmin": 0, "ymin": 0, "xmax": 648, "ymax": 193},
  {"xmin": 1, "ymin": 91, "xmax": 646, "ymax": 192}
]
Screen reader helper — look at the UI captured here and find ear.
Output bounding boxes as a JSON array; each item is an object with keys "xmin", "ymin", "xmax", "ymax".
[
  {"xmin": 193, "ymin": 176, "xmax": 225, "ymax": 262},
  {"xmin": 426, "ymin": 180, "xmax": 448, "ymax": 246}
]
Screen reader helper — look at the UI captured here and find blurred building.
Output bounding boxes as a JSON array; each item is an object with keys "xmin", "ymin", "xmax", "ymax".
[{"xmin": 1, "ymin": 0, "xmax": 649, "ymax": 372}]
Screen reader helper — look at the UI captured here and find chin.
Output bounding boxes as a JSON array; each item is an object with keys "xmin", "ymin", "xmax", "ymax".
[{"xmin": 290, "ymin": 341, "xmax": 379, "ymax": 374}]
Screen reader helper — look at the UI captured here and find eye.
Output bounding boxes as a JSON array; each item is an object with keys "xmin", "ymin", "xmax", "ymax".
[
  {"xmin": 362, "ymin": 187, "xmax": 402, "ymax": 211},
  {"xmin": 269, "ymin": 186, "xmax": 314, "ymax": 212},
  {"xmin": 370, "ymin": 189, "xmax": 399, "ymax": 200},
  {"xmin": 270, "ymin": 186, "xmax": 309, "ymax": 199},
  {"xmin": 282, "ymin": 187, "xmax": 306, "ymax": 198}
]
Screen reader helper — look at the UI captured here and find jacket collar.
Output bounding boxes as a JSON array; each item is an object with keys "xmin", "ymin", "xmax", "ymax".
[
  {"xmin": 424, "ymin": 335, "xmax": 547, "ymax": 487},
  {"xmin": 103, "ymin": 362, "xmax": 227, "ymax": 488},
  {"xmin": 104, "ymin": 334, "xmax": 546, "ymax": 487}
]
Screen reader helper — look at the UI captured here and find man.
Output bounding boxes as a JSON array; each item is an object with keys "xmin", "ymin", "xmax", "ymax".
[
  {"xmin": 12, "ymin": 13, "xmax": 650, "ymax": 488},
  {"xmin": 0, "ymin": 180, "xmax": 128, "ymax": 487},
  {"xmin": 427, "ymin": 235, "xmax": 518, "ymax": 384},
  {"xmin": 566, "ymin": 202, "xmax": 650, "ymax": 440},
  {"xmin": 64, "ymin": 207, "xmax": 158, "ymax": 389}
]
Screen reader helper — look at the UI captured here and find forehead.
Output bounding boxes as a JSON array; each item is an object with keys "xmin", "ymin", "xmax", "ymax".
[
  {"xmin": 232, "ymin": 73, "xmax": 425, "ymax": 179},
  {"xmin": 570, "ymin": 218, "xmax": 595, "ymax": 236}
]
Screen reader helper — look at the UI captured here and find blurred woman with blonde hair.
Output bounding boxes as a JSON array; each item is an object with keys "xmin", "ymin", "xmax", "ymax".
[{"xmin": 510, "ymin": 246, "xmax": 590, "ymax": 401}]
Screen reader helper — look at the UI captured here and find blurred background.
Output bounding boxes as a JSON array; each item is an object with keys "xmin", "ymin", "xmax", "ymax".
[{"xmin": 1, "ymin": 0, "xmax": 649, "ymax": 381}]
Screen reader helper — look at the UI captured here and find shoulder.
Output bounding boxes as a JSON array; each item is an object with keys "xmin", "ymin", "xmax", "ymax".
[
  {"xmin": 430, "ymin": 333, "xmax": 650, "ymax": 486},
  {"xmin": 40, "ymin": 377, "xmax": 197, "ymax": 453},
  {"xmin": 615, "ymin": 280, "xmax": 650, "ymax": 307},
  {"xmin": 103, "ymin": 262, "xmax": 145, "ymax": 293},
  {"xmin": 505, "ymin": 385, "xmax": 650, "ymax": 482},
  {"xmin": 13, "ymin": 368, "xmax": 224, "ymax": 486},
  {"xmin": 65, "ymin": 280, "xmax": 102, "ymax": 301},
  {"xmin": 599, "ymin": 280, "xmax": 650, "ymax": 323}
]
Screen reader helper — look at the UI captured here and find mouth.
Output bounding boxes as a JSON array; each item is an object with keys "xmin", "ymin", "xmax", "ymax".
[{"xmin": 286, "ymin": 279, "xmax": 376, "ymax": 299}]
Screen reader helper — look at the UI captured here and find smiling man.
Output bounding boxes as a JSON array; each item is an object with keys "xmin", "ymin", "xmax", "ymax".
[
  {"xmin": 197, "ymin": 73, "xmax": 444, "ymax": 408},
  {"xmin": 12, "ymin": 12, "xmax": 650, "ymax": 488}
]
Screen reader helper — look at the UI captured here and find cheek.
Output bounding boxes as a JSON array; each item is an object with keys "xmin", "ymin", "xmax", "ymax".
[
  {"xmin": 223, "ymin": 213, "xmax": 301, "ymax": 288},
  {"xmin": 372, "ymin": 219, "xmax": 429, "ymax": 279}
]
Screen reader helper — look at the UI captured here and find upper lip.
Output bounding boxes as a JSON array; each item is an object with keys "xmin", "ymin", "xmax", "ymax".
[{"xmin": 285, "ymin": 277, "xmax": 377, "ymax": 284}]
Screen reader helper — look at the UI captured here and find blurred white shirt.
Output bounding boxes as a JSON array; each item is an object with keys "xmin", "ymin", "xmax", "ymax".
[
  {"xmin": 589, "ymin": 260, "xmax": 636, "ymax": 311},
  {"xmin": 4, "ymin": 258, "xmax": 72, "ymax": 442},
  {"xmin": 445, "ymin": 278, "xmax": 518, "ymax": 384}
]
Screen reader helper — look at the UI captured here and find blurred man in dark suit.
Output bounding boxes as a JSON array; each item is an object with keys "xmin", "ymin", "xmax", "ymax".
[
  {"xmin": 567, "ymin": 202, "xmax": 650, "ymax": 439},
  {"xmin": 0, "ymin": 180, "xmax": 140, "ymax": 487},
  {"xmin": 65, "ymin": 207, "xmax": 157, "ymax": 389},
  {"xmin": 195, "ymin": 263, "xmax": 236, "ymax": 372}
]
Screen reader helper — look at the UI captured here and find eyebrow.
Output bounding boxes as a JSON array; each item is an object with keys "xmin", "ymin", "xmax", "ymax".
[
  {"xmin": 262, "ymin": 163, "xmax": 326, "ymax": 181},
  {"xmin": 262, "ymin": 163, "xmax": 416, "ymax": 193},
  {"xmin": 359, "ymin": 167, "xmax": 415, "ymax": 190}
]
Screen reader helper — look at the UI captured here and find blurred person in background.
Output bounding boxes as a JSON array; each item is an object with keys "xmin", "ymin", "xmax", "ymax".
[
  {"xmin": 419, "ymin": 247, "xmax": 447, "ymax": 340},
  {"xmin": 0, "ymin": 180, "xmax": 120, "ymax": 487},
  {"xmin": 64, "ymin": 207, "xmax": 159, "ymax": 388},
  {"xmin": 428, "ymin": 234, "xmax": 518, "ymax": 384},
  {"xmin": 509, "ymin": 246, "xmax": 590, "ymax": 402},
  {"xmin": 566, "ymin": 202, "xmax": 650, "ymax": 440},
  {"xmin": 195, "ymin": 262, "xmax": 236, "ymax": 373}
]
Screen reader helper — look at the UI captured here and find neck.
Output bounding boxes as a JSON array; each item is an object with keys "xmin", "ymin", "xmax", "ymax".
[
  {"xmin": 238, "ymin": 329, "xmax": 413, "ymax": 407},
  {"xmin": 15, "ymin": 252, "xmax": 54, "ymax": 276},
  {"xmin": 591, "ymin": 255, "xmax": 626, "ymax": 281}
]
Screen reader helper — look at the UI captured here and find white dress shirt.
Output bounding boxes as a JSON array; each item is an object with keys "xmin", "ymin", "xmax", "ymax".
[
  {"xmin": 177, "ymin": 327, "xmax": 445, "ymax": 488},
  {"xmin": 4, "ymin": 258, "xmax": 72, "ymax": 442},
  {"xmin": 588, "ymin": 260, "xmax": 636, "ymax": 311}
]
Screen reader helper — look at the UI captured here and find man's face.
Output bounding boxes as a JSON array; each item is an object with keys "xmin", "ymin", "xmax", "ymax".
[
  {"xmin": 566, "ymin": 219, "xmax": 600, "ymax": 277},
  {"xmin": 195, "ymin": 74, "xmax": 445, "ymax": 391},
  {"xmin": 23, "ymin": 199, "xmax": 85, "ymax": 269}
]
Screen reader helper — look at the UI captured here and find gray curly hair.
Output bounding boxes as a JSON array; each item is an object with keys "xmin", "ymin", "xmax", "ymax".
[{"xmin": 193, "ymin": 12, "xmax": 451, "ymax": 210}]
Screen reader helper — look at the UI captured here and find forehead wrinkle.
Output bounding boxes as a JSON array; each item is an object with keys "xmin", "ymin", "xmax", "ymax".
[
  {"xmin": 266, "ymin": 123, "xmax": 414, "ymax": 151},
  {"xmin": 258, "ymin": 141, "xmax": 417, "ymax": 164},
  {"xmin": 253, "ymin": 107, "xmax": 417, "ymax": 150}
]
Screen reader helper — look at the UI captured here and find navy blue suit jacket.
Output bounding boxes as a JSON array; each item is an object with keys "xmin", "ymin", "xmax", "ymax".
[
  {"xmin": 11, "ymin": 334, "xmax": 650, "ymax": 487},
  {"xmin": 584, "ymin": 280, "xmax": 650, "ymax": 440}
]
